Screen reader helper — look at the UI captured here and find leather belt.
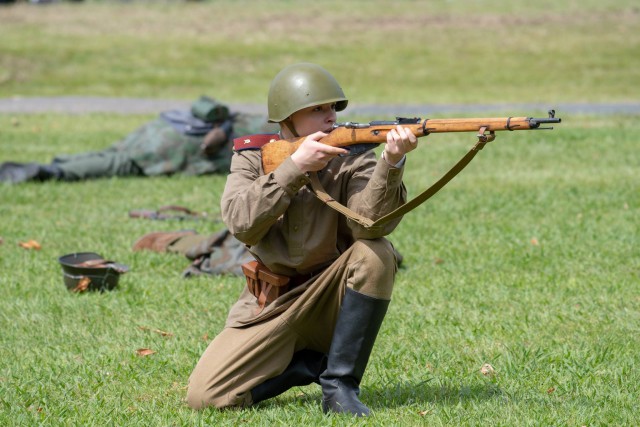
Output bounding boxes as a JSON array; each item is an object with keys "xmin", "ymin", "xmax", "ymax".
[{"xmin": 289, "ymin": 268, "xmax": 324, "ymax": 288}]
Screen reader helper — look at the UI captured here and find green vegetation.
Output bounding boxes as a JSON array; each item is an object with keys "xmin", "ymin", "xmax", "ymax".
[
  {"xmin": 1, "ymin": 0, "xmax": 639, "ymax": 104},
  {"xmin": 0, "ymin": 1, "xmax": 638, "ymax": 425}
]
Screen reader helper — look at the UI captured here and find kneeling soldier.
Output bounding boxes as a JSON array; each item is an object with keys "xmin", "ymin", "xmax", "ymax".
[{"xmin": 186, "ymin": 62, "xmax": 418, "ymax": 416}]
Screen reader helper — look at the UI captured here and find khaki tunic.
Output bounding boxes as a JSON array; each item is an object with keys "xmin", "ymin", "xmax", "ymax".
[{"xmin": 220, "ymin": 148, "xmax": 407, "ymax": 326}]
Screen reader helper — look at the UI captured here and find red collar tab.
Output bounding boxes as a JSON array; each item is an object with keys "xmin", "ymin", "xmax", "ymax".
[{"xmin": 233, "ymin": 134, "xmax": 280, "ymax": 151}]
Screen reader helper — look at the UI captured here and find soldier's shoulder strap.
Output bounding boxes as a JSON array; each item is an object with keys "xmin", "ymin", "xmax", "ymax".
[{"xmin": 233, "ymin": 134, "xmax": 280, "ymax": 151}]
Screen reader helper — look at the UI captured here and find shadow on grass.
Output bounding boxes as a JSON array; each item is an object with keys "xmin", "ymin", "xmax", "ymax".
[
  {"xmin": 369, "ymin": 379, "xmax": 504, "ymax": 409},
  {"xmin": 255, "ymin": 379, "xmax": 504, "ymax": 410}
]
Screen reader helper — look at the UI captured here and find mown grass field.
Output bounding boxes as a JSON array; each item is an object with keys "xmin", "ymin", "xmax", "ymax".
[
  {"xmin": 1, "ymin": 0, "xmax": 639, "ymax": 104},
  {"xmin": 1, "ymin": 1, "xmax": 639, "ymax": 426}
]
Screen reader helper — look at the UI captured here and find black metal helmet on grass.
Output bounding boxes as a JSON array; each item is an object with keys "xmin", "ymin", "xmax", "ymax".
[{"xmin": 58, "ymin": 252, "xmax": 129, "ymax": 293}]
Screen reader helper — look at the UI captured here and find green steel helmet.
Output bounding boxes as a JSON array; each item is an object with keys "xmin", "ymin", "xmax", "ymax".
[{"xmin": 267, "ymin": 62, "xmax": 348, "ymax": 123}]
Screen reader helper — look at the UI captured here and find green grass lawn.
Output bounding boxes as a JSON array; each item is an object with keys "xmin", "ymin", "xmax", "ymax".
[
  {"xmin": 1, "ymin": 0, "xmax": 639, "ymax": 104},
  {"xmin": 1, "ymin": 113, "xmax": 638, "ymax": 425},
  {"xmin": 1, "ymin": 0, "xmax": 639, "ymax": 425}
]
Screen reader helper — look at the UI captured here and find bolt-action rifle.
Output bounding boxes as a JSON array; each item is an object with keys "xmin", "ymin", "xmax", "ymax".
[
  {"xmin": 260, "ymin": 110, "xmax": 561, "ymax": 228},
  {"xmin": 261, "ymin": 110, "xmax": 561, "ymax": 174}
]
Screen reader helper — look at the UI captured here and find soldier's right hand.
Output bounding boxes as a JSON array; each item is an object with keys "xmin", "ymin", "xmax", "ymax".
[{"xmin": 291, "ymin": 131, "xmax": 348, "ymax": 173}]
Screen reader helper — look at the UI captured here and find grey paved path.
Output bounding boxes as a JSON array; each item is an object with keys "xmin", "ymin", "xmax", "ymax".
[{"xmin": 1, "ymin": 96, "xmax": 639, "ymax": 116}]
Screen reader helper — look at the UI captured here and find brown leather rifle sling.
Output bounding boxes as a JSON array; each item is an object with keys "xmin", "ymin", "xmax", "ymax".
[{"xmin": 308, "ymin": 128, "xmax": 495, "ymax": 229}]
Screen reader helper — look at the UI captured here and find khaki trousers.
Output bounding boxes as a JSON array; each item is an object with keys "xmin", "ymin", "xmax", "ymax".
[{"xmin": 186, "ymin": 238, "xmax": 398, "ymax": 409}]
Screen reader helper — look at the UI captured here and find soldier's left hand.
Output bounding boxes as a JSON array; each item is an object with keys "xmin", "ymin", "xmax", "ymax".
[{"xmin": 383, "ymin": 125, "xmax": 418, "ymax": 166}]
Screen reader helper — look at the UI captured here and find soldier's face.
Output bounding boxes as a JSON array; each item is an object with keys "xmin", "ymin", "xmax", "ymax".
[{"xmin": 289, "ymin": 102, "xmax": 338, "ymax": 136}]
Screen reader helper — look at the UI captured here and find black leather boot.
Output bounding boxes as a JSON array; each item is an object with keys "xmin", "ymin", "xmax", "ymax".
[
  {"xmin": 36, "ymin": 163, "xmax": 63, "ymax": 181},
  {"xmin": 0, "ymin": 162, "xmax": 62, "ymax": 183},
  {"xmin": 251, "ymin": 349, "xmax": 326, "ymax": 405},
  {"xmin": 320, "ymin": 288, "xmax": 390, "ymax": 417}
]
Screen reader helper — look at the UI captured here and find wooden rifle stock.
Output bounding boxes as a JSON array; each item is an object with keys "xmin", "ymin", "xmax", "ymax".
[{"xmin": 261, "ymin": 111, "xmax": 561, "ymax": 174}]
